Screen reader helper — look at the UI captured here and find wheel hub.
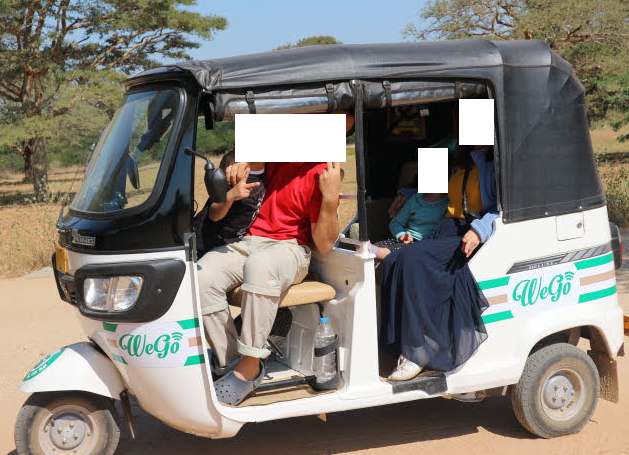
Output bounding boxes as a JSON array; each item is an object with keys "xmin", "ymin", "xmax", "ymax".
[
  {"xmin": 543, "ymin": 375, "xmax": 575, "ymax": 410},
  {"xmin": 39, "ymin": 404, "xmax": 96, "ymax": 455},
  {"xmin": 541, "ymin": 367, "xmax": 584, "ymax": 421},
  {"xmin": 47, "ymin": 414, "xmax": 88, "ymax": 450}
]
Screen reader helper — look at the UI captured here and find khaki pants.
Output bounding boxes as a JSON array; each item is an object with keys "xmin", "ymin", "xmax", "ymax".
[{"xmin": 197, "ymin": 236, "xmax": 310, "ymax": 366}]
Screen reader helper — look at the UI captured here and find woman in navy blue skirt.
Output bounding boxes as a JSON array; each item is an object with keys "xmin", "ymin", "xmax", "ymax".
[{"xmin": 380, "ymin": 145, "xmax": 498, "ymax": 380}]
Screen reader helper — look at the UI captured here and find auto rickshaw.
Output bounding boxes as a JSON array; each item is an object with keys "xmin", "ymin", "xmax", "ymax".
[{"xmin": 14, "ymin": 39, "xmax": 625, "ymax": 455}]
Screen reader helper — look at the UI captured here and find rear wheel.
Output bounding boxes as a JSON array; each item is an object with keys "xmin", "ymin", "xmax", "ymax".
[
  {"xmin": 511, "ymin": 343, "xmax": 599, "ymax": 438},
  {"xmin": 14, "ymin": 392, "xmax": 120, "ymax": 455}
]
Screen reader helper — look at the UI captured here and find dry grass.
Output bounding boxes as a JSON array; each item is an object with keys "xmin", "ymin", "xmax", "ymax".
[
  {"xmin": 2, "ymin": 135, "xmax": 628, "ymax": 278},
  {"xmin": 0, "ymin": 166, "xmax": 85, "ymax": 278},
  {"xmin": 0, "ymin": 151, "xmax": 358, "ymax": 278},
  {"xmin": 591, "ymin": 125, "xmax": 629, "ymax": 154},
  {"xmin": 0, "ymin": 203, "xmax": 59, "ymax": 278},
  {"xmin": 597, "ymin": 159, "xmax": 629, "ymax": 226}
]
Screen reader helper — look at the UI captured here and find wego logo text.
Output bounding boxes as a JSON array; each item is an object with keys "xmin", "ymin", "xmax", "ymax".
[
  {"xmin": 512, "ymin": 272, "xmax": 574, "ymax": 307},
  {"xmin": 119, "ymin": 332, "xmax": 182, "ymax": 359}
]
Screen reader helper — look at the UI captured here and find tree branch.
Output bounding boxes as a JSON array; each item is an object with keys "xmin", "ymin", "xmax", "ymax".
[
  {"xmin": 51, "ymin": 93, "xmax": 83, "ymax": 117},
  {"xmin": 0, "ymin": 80, "xmax": 22, "ymax": 99},
  {"xmin": 108, "ymin": 29, "xmax": 180, "ymax": 68}
]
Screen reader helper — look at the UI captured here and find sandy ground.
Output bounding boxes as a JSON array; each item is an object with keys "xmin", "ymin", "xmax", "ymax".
[{"xmin": 1, "ymin": 251, "xmax": 629, "ymax": 455}]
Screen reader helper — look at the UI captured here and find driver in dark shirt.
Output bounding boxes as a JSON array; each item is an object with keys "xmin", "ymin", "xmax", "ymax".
[{"xmin": 194, "ymin": 151, "xmax": 266, "ymax": 255}]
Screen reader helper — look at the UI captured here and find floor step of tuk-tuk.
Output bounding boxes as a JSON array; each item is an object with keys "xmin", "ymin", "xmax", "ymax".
[
  {"xmin": 388, "ymin": 371, "xmax": 447, "ymax": 395},
  {"xmin": 234, "ymin": 361, "xmax": 334, "ymax": 407}
]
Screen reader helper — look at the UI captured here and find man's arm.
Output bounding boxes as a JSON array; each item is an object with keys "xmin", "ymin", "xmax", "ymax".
[{"xmin": 311, "ymin": 162, "xmax": 341, "ymax": 253}]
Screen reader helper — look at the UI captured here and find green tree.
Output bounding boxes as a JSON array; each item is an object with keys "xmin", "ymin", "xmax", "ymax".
[
  {"xmin": 275, "ymin": 35, "xmax": 342, "ymax": 50},
  {"xmin": 0, "ymin": 0, "xmax": 227, "ymax": 199},
  {"xmin": 599, "ymin": 73, "xmax": 629, "ymax": 142},
  {"xmin": 404, "ymin": 0, "xmax": 629, "ymax": 127}
]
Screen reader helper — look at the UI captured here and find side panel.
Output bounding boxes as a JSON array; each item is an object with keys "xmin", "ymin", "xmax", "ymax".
[
  {"xmin": 67, "ymin": 249, "xmax": 241, "ymax": 438},
  {"xmin": 19, "ymin": 342, "xmax": 125, "ymax": 399},
  {"xmin": 448, "ymin": 206, "xmax": 624, "ymax": 393},
  {"xmin": 312, "ymin": 249, "xmax": 382, "ymax": 394}
]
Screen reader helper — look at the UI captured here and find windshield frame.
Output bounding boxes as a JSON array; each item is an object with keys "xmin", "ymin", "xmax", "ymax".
[{"xmin": 69, "ymin": 84, "xmax": 188, "ymax": 219}]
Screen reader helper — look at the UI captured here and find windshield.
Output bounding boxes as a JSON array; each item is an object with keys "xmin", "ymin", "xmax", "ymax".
[{"xmin": 71, "ymin": 89, "xmax": 180, "ymax": 213}]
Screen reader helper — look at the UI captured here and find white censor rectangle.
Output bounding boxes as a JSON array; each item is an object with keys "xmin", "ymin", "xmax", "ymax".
[
  {"xmin": 459, "ymin": 99, "xmax": 495, "ymax": 146},
  {"xmin": 417, "ymin": 148, "xmax": 448, "ymax": 194},
  {"xmin": 235, "ymin": 114, "xmax": 347, "ymax": 162}
]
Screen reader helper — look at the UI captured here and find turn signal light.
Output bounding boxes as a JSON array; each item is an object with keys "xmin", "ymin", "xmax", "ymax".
[{"xmin": 54, "ymin": 245, "xmax": 68, "ymax": 274}]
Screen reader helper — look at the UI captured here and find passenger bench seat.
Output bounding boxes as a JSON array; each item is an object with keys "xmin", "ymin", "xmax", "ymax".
[{"xmin": 227, "ymin": 280, "xmax": 336, "ymax": 308}]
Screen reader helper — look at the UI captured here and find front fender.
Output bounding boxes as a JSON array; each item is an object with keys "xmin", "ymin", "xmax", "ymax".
[{"xmin": 19, "ymin": 342, "xmax": 125, "ymax": 399}]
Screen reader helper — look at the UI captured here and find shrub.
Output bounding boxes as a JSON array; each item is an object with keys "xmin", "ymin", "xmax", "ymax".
[
  {"xmin": 196, "ymin": 120, "xmax": 235, "ymax": 156},
  {"xmin": 600, "ymin": 164, "xmax": 629, "ymax": 226}
]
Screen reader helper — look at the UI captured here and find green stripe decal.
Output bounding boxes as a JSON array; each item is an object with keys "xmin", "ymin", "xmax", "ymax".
[
  {"xmin": 477, "ymin": 277, "xmax": 510, "ymax": 290},
  {"xmin": 177, "ymin": 318, "xmax": 199, "ymax": 330},
  {"xmin": 112, "ymin": 354, "xmax": 128, "ymax": 365},
  {"xmin": 482, "ymin": 310, "xmax": 514, "ymax": 324},
  {"xmin": 184, "ymin": 354, "xmax": 205, "ymax": 366},
  {"xmin": 102, "ymin": 322, "xmax": 118, "ymax": 332},
  {"xmin": 578, "ymin": 285, "xmax": 617, "ymax": 303},
  {"xmin": 575, "ymin": 253, "xmax": 613, "ymax": 270}
]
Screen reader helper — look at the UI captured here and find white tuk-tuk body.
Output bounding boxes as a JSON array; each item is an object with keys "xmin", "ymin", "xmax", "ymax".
[
  {"xmin": 21, "ymin": 206, "xmax": 623, "ymax": 438},
  {"xmin": 16, "ymin": 40, "xmax": 624, "ymax": 453}
]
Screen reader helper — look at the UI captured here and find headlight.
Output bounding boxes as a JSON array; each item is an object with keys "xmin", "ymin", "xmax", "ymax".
[{"xmin": 83, "ymin": 276, "xmax": 143, "ymax": 312}]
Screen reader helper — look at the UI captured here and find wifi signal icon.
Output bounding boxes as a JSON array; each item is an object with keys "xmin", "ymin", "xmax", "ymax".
[
  {"xmin": 564, "ymin": 271, "xmax": 575, "ymax": 281},
  {"xmin": 171, "ymin": 332, "xmax": 183, "ymax": 342}
]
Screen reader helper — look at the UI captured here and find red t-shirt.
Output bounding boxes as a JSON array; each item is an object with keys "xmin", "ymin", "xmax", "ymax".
[{"xmin": 248, "ymin": 162, "xmax": 326, "ymax": 246}]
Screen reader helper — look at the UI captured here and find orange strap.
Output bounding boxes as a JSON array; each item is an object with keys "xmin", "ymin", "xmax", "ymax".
[{"xmin": 446, "ymin": 166, "xmax": 482, "ymax": 219}]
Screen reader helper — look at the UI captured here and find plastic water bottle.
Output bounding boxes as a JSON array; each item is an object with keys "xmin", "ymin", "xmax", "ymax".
[{"xmin": 313, "ymin": 317, "xmax": 339, "ymax": 390}]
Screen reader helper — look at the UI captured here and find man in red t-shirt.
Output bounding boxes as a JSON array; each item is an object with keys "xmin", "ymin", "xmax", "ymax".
[{"xmin": 197, "ymin": 159, "xmax": 343, "ymax": 405}]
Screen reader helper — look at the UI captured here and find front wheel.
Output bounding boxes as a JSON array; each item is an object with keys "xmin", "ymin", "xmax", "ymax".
[
  {"xmin": 14, "ymin": 391, "xmax": 120, "ymax": 455},
  {"xmin": 511, "ymin": 343, "xmax": 599, "ymax": 438}
]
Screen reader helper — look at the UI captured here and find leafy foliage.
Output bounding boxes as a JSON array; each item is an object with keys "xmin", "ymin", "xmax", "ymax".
[
  {"xmin": 0, "ymin": 0, "xmax": 227, "ymax": 198},
  {"xmin": 196, "ymin": 119, "xmax": 235, "ymax": 156},
  {"xmin": 598, "ymin": 73, "xmax": 629, "ymax": 142},
  {"xmin": 404, "ymin": 0, "xmax": 629, "ymax": 129},
  {"xmin": 275, "ymin": 35, "xmax": 342, "ymax": 50}
]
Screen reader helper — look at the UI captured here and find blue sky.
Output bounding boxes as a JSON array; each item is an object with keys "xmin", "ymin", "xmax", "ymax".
[{"xmin": 184, "ymin": 0, "xmax": 425, "ymax": 60}]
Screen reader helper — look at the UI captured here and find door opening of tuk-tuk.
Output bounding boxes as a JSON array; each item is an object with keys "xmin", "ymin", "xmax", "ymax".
[{"xmin": 191, "ymin": 78, "xmax": 494, "ymax": 407}]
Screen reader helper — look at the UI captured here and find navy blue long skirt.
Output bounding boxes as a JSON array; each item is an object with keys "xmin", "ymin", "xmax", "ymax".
[{"xmin": 379, "ymin": 218, "xmax": 488, "ymax": 371}]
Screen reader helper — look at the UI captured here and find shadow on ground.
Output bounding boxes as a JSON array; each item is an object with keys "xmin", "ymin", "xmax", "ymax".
[{"xmin": 109, "ymin": 395, "xmax": 531, "ymax": 455}]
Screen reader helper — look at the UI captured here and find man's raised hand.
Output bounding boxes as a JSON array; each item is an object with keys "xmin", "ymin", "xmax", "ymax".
[
  {"xmin": 225, "ymin": 162, "xmax": 250, "ymax": 186},
  {"xmin": 318, "ymin": 162, "xmax": 342, "ymax": 202},
  {"xmin": 227, "ymin": 168, "xmax": 260, "ymax": 202}
]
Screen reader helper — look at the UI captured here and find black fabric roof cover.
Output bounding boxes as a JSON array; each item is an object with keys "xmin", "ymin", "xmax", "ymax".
[{"xmin": 130, "ymin": 40, "xmax": 605, "ymax": 223}]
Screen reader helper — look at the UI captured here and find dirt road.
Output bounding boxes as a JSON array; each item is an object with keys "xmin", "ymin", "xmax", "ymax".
[{"xmin": 1, "ymin": 271, "xmax": 628, "ymax": 455}]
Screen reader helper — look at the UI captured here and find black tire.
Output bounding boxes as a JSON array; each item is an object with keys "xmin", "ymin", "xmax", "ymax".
[
  {"xmin": 14, "ymin": 391, "xmax": 120, "ymax": 455},
  {"xmin": 511, "ymin": 343, "xmax": 599, "ymax": 438}
]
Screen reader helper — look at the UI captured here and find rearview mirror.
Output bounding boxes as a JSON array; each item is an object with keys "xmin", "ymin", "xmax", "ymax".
[
  {"xmin": 185, "ymin": 147, "xmax": 230, "ymax": 203},
  {"xmin": 127, "ymin": 156, "xmax": 140, "ymax": 190}
]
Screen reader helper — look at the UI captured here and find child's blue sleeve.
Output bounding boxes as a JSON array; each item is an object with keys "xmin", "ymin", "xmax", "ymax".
[{"xmin": 389, "ymin": 197, "xmax": 414, "ymax": 240}]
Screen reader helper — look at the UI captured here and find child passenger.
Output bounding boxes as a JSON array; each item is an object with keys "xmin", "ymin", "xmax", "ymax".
[
  {"xmin": 194, "ymin": 151, "xmax": 266, "ymax": 256},
  {"xmin": 370, "ymin": 191, "xmax": 448, "ymax": 260}
]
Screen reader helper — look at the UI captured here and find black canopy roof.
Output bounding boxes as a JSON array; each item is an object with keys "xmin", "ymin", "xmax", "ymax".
[
  {"xmin": 130, "ymin": 40, "xmax": 604, "ymax": 223},
  {"xmin": 136, "ymin": 40, "xmax": 576, "ymax": 90},
  {"xmin": 133, "ymin": 39, "xmax": 575, "ymax": 91}
]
